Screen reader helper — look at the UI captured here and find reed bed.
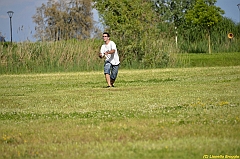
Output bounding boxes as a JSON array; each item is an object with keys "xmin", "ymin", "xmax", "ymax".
[
  {"xmin": 0, "ymin": 39, "xmax": 102, "ymax": 74},
  {"xmin": 0, "ymin": 37, "xmax": 239, "ymax": 74}
]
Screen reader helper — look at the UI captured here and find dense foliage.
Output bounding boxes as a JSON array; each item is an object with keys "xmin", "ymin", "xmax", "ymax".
[
  {"xmin": 94, "ymin": 0, "xmax": 163, "ymax": 67},
  {"xmin": 93, "ymin": 0, "xmax": 239, "ymax": 67}
]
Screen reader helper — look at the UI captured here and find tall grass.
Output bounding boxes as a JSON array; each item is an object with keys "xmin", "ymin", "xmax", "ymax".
[
  {"xmin": 0, "ymin": 38, "xmax": 240, "ymax": 74},
  {"xmin": 179, "ymin": 36, "xmax": 240, "ymax": 53},
  {"xmin": 0, "ymin": 39, "xmax": 103, "ymax": 74}
]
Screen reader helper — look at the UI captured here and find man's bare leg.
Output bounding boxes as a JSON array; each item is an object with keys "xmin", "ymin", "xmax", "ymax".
[{"xmin": 105, "ymin": 74, "xmax": 112, "ymax": 87}]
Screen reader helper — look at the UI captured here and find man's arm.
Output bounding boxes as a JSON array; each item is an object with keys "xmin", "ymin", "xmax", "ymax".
[{"xmin": 105, "ymin": 49, "xmax": 115, "ymax": 55}]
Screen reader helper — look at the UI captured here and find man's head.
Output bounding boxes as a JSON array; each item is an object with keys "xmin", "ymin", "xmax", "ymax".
[{"xmin": 103, "ymin": 32, "xmax": 110, "ymax": 42}]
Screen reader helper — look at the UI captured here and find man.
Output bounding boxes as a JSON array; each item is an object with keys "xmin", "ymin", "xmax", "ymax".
[{"xmin": 99, "ymin": 32, "xmax": 120, "ymax": 88}]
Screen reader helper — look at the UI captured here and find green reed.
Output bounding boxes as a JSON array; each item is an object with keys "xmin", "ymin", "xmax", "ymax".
[
  {"xmin": 0, "ymin": 39, "xmax": 103, "ymax": 74},
  {"xmin": 0, "ymin": 37, "xmax": 239, "ymax": 74}
]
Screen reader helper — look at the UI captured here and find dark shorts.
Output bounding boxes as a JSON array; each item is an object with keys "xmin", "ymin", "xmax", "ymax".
[{"xmin": 104, "ymin": 61, "xmax": 119, "ymax": 80}]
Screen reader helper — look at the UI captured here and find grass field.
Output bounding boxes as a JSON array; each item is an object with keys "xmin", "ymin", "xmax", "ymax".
[{"xmin": 0, "ymin": 66, "xmax": 240, "ymax": 159}]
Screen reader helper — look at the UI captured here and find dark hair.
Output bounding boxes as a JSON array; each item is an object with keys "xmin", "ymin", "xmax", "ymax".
[{"xmin": 103, "ymin": 32, "xmax": 110, "ymax": 37}]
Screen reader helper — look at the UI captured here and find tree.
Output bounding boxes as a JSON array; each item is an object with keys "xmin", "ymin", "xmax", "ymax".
[
  {"xmin": 151, "ymin": 0, "xmax": 197, "ymax": 48},
  {"xmin": 185, "ymin": 0, "xmax": 224, "ymax": 53},
  {"xmin": 33, "ymin": 0, "xmax": 94, "ymax": 41},
  {"xmin": 93, "ymin": 0, "xmax": 159, "ymax": 65},
  {"xmin": 32, "ymin": 4, "xmax": 47, "ymax": 41},
  {"xmin": 153, "ymin": 0, "xmax": 195, "ymax": 26}
]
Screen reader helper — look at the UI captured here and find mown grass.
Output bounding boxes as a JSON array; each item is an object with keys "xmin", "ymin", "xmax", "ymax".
[
  {"xmin": 178, "ymin": 52, "xmax": 240, "ymax": 67},
  {"xmin": 0, "ymin": 66, "xmax": 240, "ymax": 158}
]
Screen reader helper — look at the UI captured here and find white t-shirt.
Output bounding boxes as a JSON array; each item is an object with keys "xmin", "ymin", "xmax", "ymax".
[{"xmin": 100, "ymin": 41, "xmax": 120, "ymax": 65}]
